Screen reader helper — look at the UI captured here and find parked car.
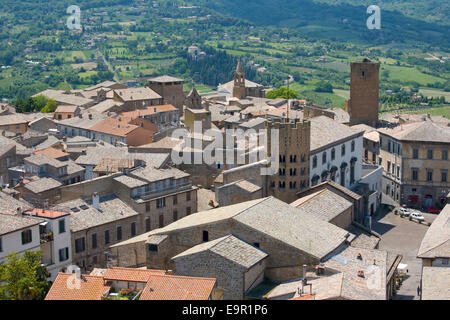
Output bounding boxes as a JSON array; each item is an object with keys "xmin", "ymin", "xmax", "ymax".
[
  {"xmin": 398, "ymin": 207, "xmax": 411, "ymax": 217},
  {"xmin": 427, "ymin": 206, "xmax": 441, "ymax": 214},
  {"xmin": 410, "ymin": 212, "xmax": 425, "ymax": 222}
]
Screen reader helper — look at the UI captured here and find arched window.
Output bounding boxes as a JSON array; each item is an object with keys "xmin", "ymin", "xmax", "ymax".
[{"xmin": 341, "ymin": 144, "xmax": 346, "ymax": 156}]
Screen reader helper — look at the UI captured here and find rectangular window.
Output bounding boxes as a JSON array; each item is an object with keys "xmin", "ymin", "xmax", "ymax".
[
  {"xmin": 387, "ymin": 161, "xmax": 391, "ymax": 173},
  {"xmin": 75, "ymin": 238, "xmax": 85, "ymax": 253},
  {"xmin": 21, "ymin": 230, "xmax": 32, "ymax": 245},
  {"xmin": 427, "ymin": 170, "xmax": 433, "ymax": 182},
  {"xmin": 412, "ymin": 169, "xmax": 419, "ymax": 181},
  {"xmin": 413, "ymin": 148, "xmax": 419, "ymax": 159},
  {"xmin": 157, "ymin": 198, "xmax": 165, "ymax": 209},
  {"xmin": 427, "ymin": 149, "xmax": 433, "ymax": 160},
  {"xmin": 145, "ymin": 202, "xmax": 150, "ymax": 212},
  {"xmin": 117, "ymin": 226, "xmax": 122, "ymax": 241},
  {"xmin": 59, "ymin": 248, "xmax": 69, "ymax": 262},
  {"xmin": 104, "ymin": 230, "xmax": 110, "ymax": 245},
  {"xmin": 443, "ymin": 150, "xmax": 448, "ymax": 161},
  {"xmin": 148, "ymin": 244, "xmax": 158, "ymax": 252},
  {"xmin": 397, "ymin": 166, "xmax": 400, "ymax": 178},
  {"xmin": 186, "ymin": 207, "xmax": 192, "ymax": 215},
  {"xmin": 202, "ymin": 231, "xmax": 209, "ymax": 242},
  {"xmin": 173, "ymin": 195, "xmax": 178, "ymax": 205},
  {"xmin": 92, "ymin": 234, "xmax": 97, "ymax": 249},
  {"xmin": 145, "ymin": 218, "xmax": 151, "ymax": 232},
  {"xmin": 131, "ymin": 222, "xmax": 136, "ymax": 237},
  {"xmin": 58, "ymin": 219, "xmax": 66, "ymax": 234},
  {"xmin": 442, "ymin": 171, "xmax": 448, "ymax": 183},
  {"xmin": 159, "ymin": 215, "xmax": 164, "ymax": 228},
  {"xmin": 173, "ymin": 210, "xmax": 178, "ymax": 222},
  {"xmin": 186, "ymin": 192, "xmax": 191, "ymax": 202}
]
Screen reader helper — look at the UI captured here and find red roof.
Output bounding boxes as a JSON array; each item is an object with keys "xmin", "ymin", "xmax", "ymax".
[
  {"xmin": 25, "ymin": 208, "xmax": 68, "ymax": 219},
  {"xmin": 45, "ymin": 273, "xmax": 110, "ymax": 300},
  {"xmin": 104, "ymin": 267, "xmax": 166, "ymax": 283}
]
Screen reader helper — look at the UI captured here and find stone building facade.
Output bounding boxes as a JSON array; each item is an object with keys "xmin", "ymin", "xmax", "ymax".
[
  {"xmin": 348, "ymin": 59, "xmax": 380, "ymax": 127},
  {"xmin": 148, "ymin": 76, "xmax": 185, "ymax": 115}
]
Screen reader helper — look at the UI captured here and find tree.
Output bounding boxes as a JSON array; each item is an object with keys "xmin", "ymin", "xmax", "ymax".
[
  {"xmin": 314, "ymin": 81, "xmax": 333, "ymax": 93},
  {"xmin": 0, "ymin": 251, "xmax": 50, "ymax": 300},
  {"xmin": 266, "ymin": 87, "xmax": 299, "ymax": 99},
  {"xmin": 40, "ymin": 99, "xmax": 57, "ymax": 113}
]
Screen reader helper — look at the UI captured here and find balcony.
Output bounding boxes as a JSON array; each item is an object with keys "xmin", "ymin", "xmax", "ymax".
[
  {"xmin": 40, "ymin": 232, "xmax": 54, "ymax": 243},
  {"xmin": 103, "ymin": 288, "xmax": 142, "ymax": 300}
]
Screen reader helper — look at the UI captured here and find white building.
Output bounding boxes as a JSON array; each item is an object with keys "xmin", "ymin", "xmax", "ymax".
[
  {"xmin": 309, "ymin": 116, "xmax": 364, "ymax": 189},
  {"xmin": 0, "ymin": 214, "xmax": 42, "ymax": 263},
  {"xmin": 24, "ymin": 209, "xmax": 73, "ymax": 281},
  {"xmin": 359, "ymin": 164, "xmax": 383, "ymax": 216}
]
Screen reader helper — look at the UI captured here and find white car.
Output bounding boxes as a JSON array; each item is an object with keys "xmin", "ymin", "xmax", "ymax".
[
  {"xmin": 410, "ymin": 213, "xmax": 425, "ymax": 222},
  {"xmin": 399, "ymin": 208, "xmax": 411, "ymax": 216}
]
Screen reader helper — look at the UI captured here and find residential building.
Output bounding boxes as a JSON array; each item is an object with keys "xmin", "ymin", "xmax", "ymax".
[
  {"xmin": 0, "ymin": 114, "xmax": 29, "ymax": 134},
  {"xmin": 113, "ymin": 87, "xmax": 163, "ymax": 112},
  {"xmin": 378, "ymin": 120, "xmax": 450, "ymax": 208},
  {"xmin": 420, "ymin": 267, "xmax": 450, "ymax": 300},
  {"xmin": 54, "ymin": 105, "xmax": 81, "ymax": 120},
  {"xmin": 23, "ymin": 209, "xmax": 72, "ymax": 281},
  {"xmin": 0, "ymin": 136, "xmax": 17, "ymax": 186},
  {"xmin": 45, "ymin": 267, "xmax": 218, "ymax": 300},
  {"xmin": 309, "ymin": 116, "xmax": 364, "ymax": 189}
]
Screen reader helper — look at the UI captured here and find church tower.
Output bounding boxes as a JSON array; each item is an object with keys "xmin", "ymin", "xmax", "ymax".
[{"xmin": 233, "ymin": 60, "xmax": 246, "ymax": 99}]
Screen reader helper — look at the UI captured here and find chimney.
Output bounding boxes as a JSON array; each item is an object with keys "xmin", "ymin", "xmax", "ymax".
[
  {"xmin": 92, "ymin": 192, "xmax": 100, "ymax": 210},
  {"xmin": 88, "ymin": 114, "xmax": 93, "ymax": 120}
]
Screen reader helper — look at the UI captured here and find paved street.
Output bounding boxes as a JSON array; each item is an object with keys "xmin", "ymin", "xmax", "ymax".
[{"xmin": 372, "ymin": 207, "xmax": 438, "ymax": 300}]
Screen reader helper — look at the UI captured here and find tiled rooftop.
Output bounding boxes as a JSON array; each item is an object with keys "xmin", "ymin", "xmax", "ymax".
[{"xmin": 0, "ymin": 213, "xmax": 43, "ymax": 236}]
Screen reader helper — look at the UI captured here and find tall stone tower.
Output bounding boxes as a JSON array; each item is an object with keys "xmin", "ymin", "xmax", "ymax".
[
  {"xmin": 185, "ymin": 87, "xmax": 202, "ymax": 109},
  {"xmin": 348, "ymin": 58, "xmax": 380, "ymax": 127},
  {"xmin": 184, "ymin": 87, "xmax": 211, "ymax": 132},
  {"xmin": 265, "ymin": 119, "xmax": 311, "ymax": 204},
  {"xmin": 232, "ymin": 61, "xmax": 246, "ymax": 99},
  {"xmin": 148, "ymin": 75, "xmax": 185, "ymax": 115}
]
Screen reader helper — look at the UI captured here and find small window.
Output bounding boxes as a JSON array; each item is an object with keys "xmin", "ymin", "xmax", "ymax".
[
  {"xmin": 59, "ymin": 248, "xmax": 69, "ymax": 262},
  {"xmin": 322, "ymin": 152, "xmax": 327, "ymax": 164},
  {"xmin": 104, "ymin": 230, "xmax": 110, "ymax": 245},
  {"xmin": 145, "ymin": 203, "xmax": 150, "ymax": 212},
  {"xmin": 186, "ymin": 192, "xmax": 191, "ymax": 202},
  {"xmin": 92, "ymin": 233, "xmax": 97, "ymax": 249},
  {"xmin": 331, "ymin": 148, "xmax": 335, "ymax": 161},
  {"xmin": 75, "ymin": 238, "xmax": 85, "ymax": 253},
  {"xmin": 186, "ymin": 207, "xmax": 192, "ymax": 215},
  {"xmin": 427, "ymin": 170, "xmax": 433, "ymax": 182},
  {"xmin": 427, "ymin": 149, "xmax": 433, "ymax": 160},
  {"xmin": 341, "ymin": 144, "xmax": 346, "ymax": 156},
  {"xmin": 202, "ymin": 231, "xmax": 209, "ymax": 242},
  {"xmin": 131, "ymin": 222, "xmax": 136, "ymax": 237},
  {"xmin": 58, "ymin": 219, "xmax": 66, "ymax": 234},
  {"xmin": 173, "ymin": 210, "xmax": 178, "ymax": 222},
  {"xmin": 254, "ymin": 242, "xmax": 260, "ymax": 248},
  {"xmin": 21, "ymin": 230, "xmax": 32, "ymax": 245},
  {"xmin": 159, "ymin": 215, "xmax": 164, "ymax": 228},
  {"xmin": 351, "ymin": 141, "xmax": 355, "ymax": 152},
  {"xmin": 442, "ymin": 150, "xmax": 448, "ymax": 161},
  {"xmin": 173, "ymin": 195, "xmax": 178, "ymax": 205},
  {"xmin": 148, "ymin": 244, "xmax": 158, "ymax": 252},
  {"xmin": 312, "ymin": 156, "xmax": 317, "ymax": 168},
  {"xmin": 117, "ymin": 226, "xmax": 122, "ymax": 241},
  {"xmin": 442, "ymin": 258, "xmax": 449, "ymax": 265},
  {"xmin": 145, "ymin": 218, "xmax": 151, "ymax": 232}
]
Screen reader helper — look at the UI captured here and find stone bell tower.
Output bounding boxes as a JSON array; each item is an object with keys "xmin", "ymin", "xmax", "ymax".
[{"xmin": 233, "ymin": 61, "xmax": 246, "ymax": 99}]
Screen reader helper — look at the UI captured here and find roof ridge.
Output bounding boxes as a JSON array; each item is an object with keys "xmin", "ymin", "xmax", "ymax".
[{"xmin": 234, "ymin": 197, "xmax": 272, "ymax": 218}]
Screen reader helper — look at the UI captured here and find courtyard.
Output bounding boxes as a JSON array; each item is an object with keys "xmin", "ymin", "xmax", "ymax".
[{"xmin": 372, "ymin": 205, "xmax": 438, "ymax": 300}]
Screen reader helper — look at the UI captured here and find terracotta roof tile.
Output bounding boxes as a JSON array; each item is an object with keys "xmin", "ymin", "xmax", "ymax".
[
  {"xmin": 139, "ymin": 274, "xmax": 216, "ymax": 300},
  {"xmin": 34, "ymin": 147, "xmax": 69, "ymax": 159},
  {"xmin": 45, "ymin": 273, "xmax": 110, "ymax": 300},
  {"xmin": 104, "ymin": 267, "xmax": 166, "ymax": 282}
]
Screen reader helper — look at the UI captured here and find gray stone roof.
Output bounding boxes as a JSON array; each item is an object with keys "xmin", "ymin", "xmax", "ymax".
[
  {"xmin": 62, "ymin": 194, "xmax": 139, "ymax": 232},
  {"xmin": 378, "ymin": 120, "xmax": 450, "ymax": 143},
  {"xmin": 23, "ymin": 178, "xmax": 62, "ymax": 194},
  {"xmin": 291, "ymin": 189, "xmax": 353, "ymax": 222},
  {"xmin": 421, "ymin": 267, "xmax": 450, "ymax": 300},
  {"xmin": 113, "ymin": 175, "xmax": 148, "ymax": 189},
  {"xmin": 0, "ymin": 192, "xmax": 32, "ymax": 215},
  {"xmin": 172, "ymin": 235, "xmax": 268, "ymax": 269},
  {"xmin": 66, "ymin": 161, "xmax": 85, "ymax": 175},
  {"xmin": 56, "ymin": 112, "xmax": 106, "ymax": 130},
  {"xmin": 130, "ymin": 166, "xmax": 189, "ymax": 183},
  {"xmin": 24, "ymin": 154, "xmax": 67, "ymax": 168},
  {"xmin": 148, "ymin": 75, "xmax": 184, "ymax": 83},
  {"xmin": 0, "ymin": 136, "xmax": 15, "ymax": 156},
  {"xmin": 310, "ymin": 116, "xmax": 364, "ymax": 152},
  {"xmin": 0, "ymin": 213, "xmax": 43, "ymax": 236},
  {"xmin": 417, "ymin": 204, "xmax": 450, "ymax": 259},
  {"xmin": 150, "ymin": 197, "xmax": 350, "ymax": 260}
]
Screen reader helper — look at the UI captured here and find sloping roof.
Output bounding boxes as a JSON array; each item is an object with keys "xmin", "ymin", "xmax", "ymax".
[
  {"xmin": 417, "ymin": 204, "xmax": 450, "ymax": 259},
  {"xmin": 378, "ymin": 121, "xmax": 450, "ymax": 143},
  {"xmin": 172, "ymin": 235, "xmax": 268, "ymax": 269},
  {"xmin": 0, "ymin": 192, "xmax": 32, "ymax": 215},
  {"xmin": 114, "ymin": 87, "xmax": 161, "ymax": 101},
  {"xmin": 34, "ymin": 147, "xmax": 69, "ymax": 159},
  {"xmin": 104, "ymin": 267, "xmax": 166, "ymax": 282},
  {"xmin": 113, "ymin": 175, "xmax": 148, "ymax": 188},
  {"xmin": 149, "ymin": 197, "xmax": 350, "ymax": 260},
  {"xmin": 55, "ymin": 105, "xmax": 79, "ymax": 113},
  {"xmin": 291, "ymin": 189, "xmax": 353, "ymax": 222},
  {"xmin": 53, "ymin": 94, "xmax": 93, "ymax": 107},
  {"xmin": 120, "ymin": 105, "xmax": 177, "ymax": 119},
  {"xmin": 148, "ymin": 75, "xmax": 184, "ymax": 83},
  {"xmin": 57, "ymin": 112, "xmax": 106, "ymax": 130},
  {"xmin": 139, "ymin": 275, "xmax": 216, "ymax": 300},
  {"xmin": 64, "ymin": 195, "xmax": 139, "ymax": 232},
  {"xmin": 0, "ymin": 213, "xmax": 43, "ymax": 236},
  {"xmin": 45, "ymin": 273, "xmax": 110, "ymax": 300},
  {"xmin": 0, "ymin": 136, "xmax": 15, "ymax": 156},
  {"xmin": 89, "ymin": 99, "xmax": 123, "ymax": 114},
  {"xmin": 421, "ymin": 267, "xmax": 450, "ymax": 300},
  {"xmin": 25, "ymin": 154, "xmax": 67, "ymax": 168},
  {"xmin": 23, "ymin": 177, "xmax": 62, "ymax": 194},
  {"xmin": 130, "ymin": 166, "xmax": 189, "ymax": 183},
  {"xmin": 0, "ymin": 114, "xmax": 29, "ymax": 126},
  {"xmin": 310, "ymin": 116, "xmax": 364, "ymax": 152},
  {"xmin": 89, "ymin": 117, "xmax": 141, "ymax": 137}
]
